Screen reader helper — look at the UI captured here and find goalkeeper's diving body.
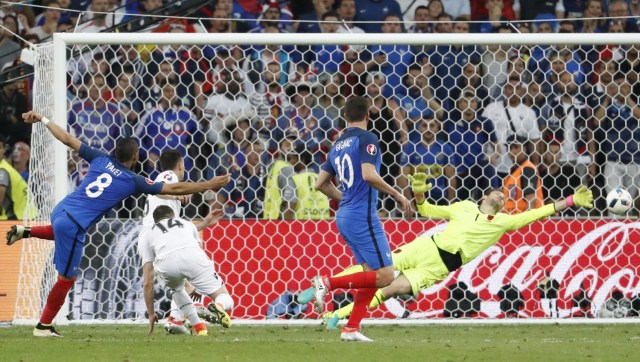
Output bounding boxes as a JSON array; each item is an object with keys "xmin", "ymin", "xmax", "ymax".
[{"xmin": 301, "ymin": 173, "xmax": 593, "ymax": 328}]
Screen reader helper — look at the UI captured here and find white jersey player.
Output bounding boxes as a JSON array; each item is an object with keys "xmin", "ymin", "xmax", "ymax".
[
  {"xmin": 138, "ymin": 150, "xmax": 233, "ymax": 334},
  {"xmin": 140, "ymin": 205, "xmax": 233, "ymax": 336}
]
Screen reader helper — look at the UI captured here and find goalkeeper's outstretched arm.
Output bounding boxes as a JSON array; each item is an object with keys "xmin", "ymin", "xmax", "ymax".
[
  {"xmin": 22, "ymin": 111, "xmax": 82, "ymax": 152},
  {"xmin": 506, "ymin": 186, "xmax": 594, "ymax": 230}
]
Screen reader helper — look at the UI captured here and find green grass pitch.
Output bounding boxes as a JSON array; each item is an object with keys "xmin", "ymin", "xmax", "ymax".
[{"xmin": 1, "ymin": 324, "xmax": 639, "ymax": 361}]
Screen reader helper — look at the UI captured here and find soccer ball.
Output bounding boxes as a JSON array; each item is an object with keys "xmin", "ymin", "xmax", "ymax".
[{"xmin": 606, "ymin": 188, "xmax": 633, "ymax": 215}]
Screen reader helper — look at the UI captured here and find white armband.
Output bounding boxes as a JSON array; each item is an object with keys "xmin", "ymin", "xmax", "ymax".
[{"xmin": 41, "ymin": 117, "xmax": 51, "ymax": 125}]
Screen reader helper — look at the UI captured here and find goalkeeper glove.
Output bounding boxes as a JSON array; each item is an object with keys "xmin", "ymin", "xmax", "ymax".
[
  {"xmin": 407, "ymin": 173, "xmax": 433, "ymax": 198},
  {"xmin": 567, "ymin": 186, "xmax": 593, "ymax": 209}
]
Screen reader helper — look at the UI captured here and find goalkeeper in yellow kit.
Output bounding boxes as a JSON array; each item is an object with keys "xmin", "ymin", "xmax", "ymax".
[{"xmin": 298, "ymin": 173, "xmax": 593, "ymax": 328}]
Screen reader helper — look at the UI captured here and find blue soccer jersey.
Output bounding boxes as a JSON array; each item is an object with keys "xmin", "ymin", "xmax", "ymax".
[
  {"xmin": 322, "ymin": 127, "xmax": 382, "ymax": 219},
  {"xmin": 55, "ymin": 143, "xmax": 163, "ymax": 230},
  {"xmin": 322, "ymin": 127, "xmax": 392, "ymax": 269}
]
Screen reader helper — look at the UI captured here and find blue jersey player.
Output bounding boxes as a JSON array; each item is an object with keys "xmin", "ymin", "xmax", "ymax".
[
  {"xmin": 12, "ymin": 111, "xmax": 230, "ymax": 337},
  {"xmin": 312, "ymin": 97, "xmax": 411, "ymax": 342}
]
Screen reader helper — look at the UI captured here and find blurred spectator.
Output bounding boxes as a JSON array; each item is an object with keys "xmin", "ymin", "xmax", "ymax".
[
  {"xmin": 434, "ymin": 13, "xmax": 453, "ymax": 33},
  {"xmin": 620, "ymin": 46, "xmax": 640, "ymax": 97},
  {"xmin": 136, "ymin": 82, "xmax": 203, "ymax": 180},
  {"xmin": 426, "ymin": 18, "xmax": 480, "ymax": 109},
  {"xmin": 474, "ymin": 0, "xmax": 510, "ymax": 33},
  {"xmin": 397, "ymin": 63, "xmax": 443, "ymax": 140},
  {"xmin": 77, "ymin": 0, "xmax": 109, "ymax": 33},
  {"xmin": 366, "ymin": 72, "xmax": 403, "ymax": 215},
  {"xmin": 210, "ymin": 112, "xmax": 259, "ymax": 179},
  {"xmin": 34, "ymin": 0, "xmax": 72, "ymax": 27},
  {"xmin": 335, "ymin": 0, "xmax": 363, "ymax": 33},
  {"xmin": 216, "ymin": 140, "xmax": 267, "ymax": 219},
  {"xmin": 203, "ymin": 70, "xmax": 252, "ymax": 148},
  {"xmin": 0, "ymin": 16, "xmax": 21, "ymax": 69},
  {"xmin": 408, "ymin": 5, "xmax": 432, "ymax": 33},
  {"xmin": 366, "ymin": 14, "xmax": 414, "ymax": 98},
  {"xmin": 580, "ymin": 0, "xmax": 606, "ymax": 33},
  {"xmin": 540, "ymin": 140, "xmax": 581, "ymax": 208},
  {"xmin": 249, "ymin": 1, "xmax": 293, "ymax": 33},
  {"xmin": 503, "ymin": 135, "xmax": 543, "ymax": 214},
  {"xmin": 248, "ymin": 61, "xmax": 291, "ymax": 149},
  {"xmin": 452, "ymin": 61, "xmax": 490, "ymax": 111},
  {"xmin": 441, "ymin": 0, "xmax": 471, "ymax": 19},
  {"xmin": 482, "ymin": 77, "xmax": 541, "ymax": 180},
  {"xmin": 200, "ymin": 7, "xmax": 234, "ymax": 33},
  {"xmin": 481, "ymin": 25, "xmax": 514, "ymax": 99},
  {"xmin": 354, "ymin": 0, "xmax": 402, "ymax": 33},
  {"xmin": 106, "ymin": 44, "xmax": 146, "ymax": 86},
  {"xmin": 0, "ymin": 78, "xmax": 30, "ymax": 145},
  {"xmin": 69, "ymin": 73, "xmax": 122, "ymax": 152},
  {"xmin": 263, "ymin": 137, "xmax": 299, "ymax": 220},
  {"xmin": 449, "ymin": 91, "xmax": 499, "ymax": 200},
  {"xmin": 546, "ymin": 49, "xmax": 586, "ymax": 88},
  {"xmin": 515, "ymin": 1, "xmax": 564, "ymax": 21},
  {"xmin": 142, "ymin": 59, "xmax": 179, "ymax": 111},
  {"xmin": 607, "ymin": 0, "xmax": 639, "ymax": 33},
  {"xmin": 470, "ymin": 0, "xmax": 515, "ymax": 21},
  {"xmin": 121, "ymin": 0, "xmax": 164, "ymax": 31},
  {"xmin": 311, "ymin": 11, "xmax": 344, "ymax": 75},
  {"xmin": 104, "ymin": 70, "xmax": 143, "ymax": 137},
  {"xmin": 297, "ymin": 0, "xmax": 335, "ymax": 33},
  {"xmin": 399, "ymin": 116, "xmax": 457, "ymax": 206},
  {"xmin": 0, "ymin": 135, "xmax": 34, "ymax": 220},
  {"xmin": 285, "ymin": 82, "xmax": 332, "ymax": 166},
  {"xmin": 540, "ymin": 70, "xmax": 596, "ymax": 179},
  {"xmin": 243, "ymin": 27, "xmax": 296, "ymax": 95},
  {"xmin": 316, "ymin": 74, "xmax": 345, "ymax": 128},
  {"xmin": 593, "ymin": 72, "xmax": 640, "ymax": 215},
  {"xmin": 10, "ymin": 141, "xmax": 30, "ymax": 181},
  {"xmin": 289, "ymin": 148, "xmax": 331, "ymax": 220},
  {"xmin": 29, "ymin": 1, "xmax": 61, "ymax": 41}
]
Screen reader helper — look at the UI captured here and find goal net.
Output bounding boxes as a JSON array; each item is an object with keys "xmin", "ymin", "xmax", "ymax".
[{"xmin": 14, "ymin": 32, "xmax": 640, "ymax": 324}]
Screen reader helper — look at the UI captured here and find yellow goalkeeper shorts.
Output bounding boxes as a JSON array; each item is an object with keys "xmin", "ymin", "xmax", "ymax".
[{"xmin": 391, "ymin": 235, "xmax": 450, "ymax": 295}]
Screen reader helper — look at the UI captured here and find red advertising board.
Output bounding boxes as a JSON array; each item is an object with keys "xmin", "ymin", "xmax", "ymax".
[{"xmin": 203, "ymin": 219, "xmax": 640, "ymax": 319}]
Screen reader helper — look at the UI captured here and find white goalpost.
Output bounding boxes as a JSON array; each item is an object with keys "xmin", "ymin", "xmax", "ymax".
[{"xmin": 14, "ymin": 31, "xmax": 640, "ymax": 325}]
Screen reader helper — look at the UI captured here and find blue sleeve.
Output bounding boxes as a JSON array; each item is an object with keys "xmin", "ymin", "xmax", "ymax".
[
  {"xmin": 321, "ymin": 151, "xmax": 336, "ymax": 175},
  {"xmin": 359, "ymin": 132, "xmax": 380, "ymax": 165},
  {"xmin": 134, "ymin": 175, "xmax": 164, "ymax": 194},
  {"xmin": 79, "ymin": 143, "xmax": 108, "ymax": 162}
]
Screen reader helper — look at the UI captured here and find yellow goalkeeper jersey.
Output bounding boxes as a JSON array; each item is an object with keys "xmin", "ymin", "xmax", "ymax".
[{"xmin": 417, "ymin": 200, "xmax": 556, "ymax": 264}]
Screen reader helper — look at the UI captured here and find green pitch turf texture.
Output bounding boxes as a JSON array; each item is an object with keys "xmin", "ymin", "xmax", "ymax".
[{"xmin": 1, "ymin": 324, "xmax": 638, "ymax": 361}]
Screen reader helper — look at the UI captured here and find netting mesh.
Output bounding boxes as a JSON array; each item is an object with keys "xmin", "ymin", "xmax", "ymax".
[
  {"xmin": 14, "ymin": 42, "xmax": 58, "ymax": 322},
  {"xmin": 16, "ymin": 36, "xmax": 640, "ymax": 322}
]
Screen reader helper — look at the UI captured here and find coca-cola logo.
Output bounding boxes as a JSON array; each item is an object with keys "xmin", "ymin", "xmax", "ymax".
[{"xmin": 385, "ymin": 221, "xmax": 640, "ymax": 319}]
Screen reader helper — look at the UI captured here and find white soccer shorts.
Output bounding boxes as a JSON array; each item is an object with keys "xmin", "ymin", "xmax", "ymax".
[{"xmin": 154, "ymin": 248, "xmax": 224, "ymax": 296}]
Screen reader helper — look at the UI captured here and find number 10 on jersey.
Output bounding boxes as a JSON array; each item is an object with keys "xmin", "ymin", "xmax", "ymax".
[{"xmin": 335, "ymin": 155, "xmax": 354, "ymax": 190}]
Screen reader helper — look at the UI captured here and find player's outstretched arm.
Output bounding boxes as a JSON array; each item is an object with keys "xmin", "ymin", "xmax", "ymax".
[
  {"xmin": 362, "ymin": 163, "xmax": 412, "ymax": 214},
  {"xmin": 22, "ymin": 111, "xmax": 82, "ymax": 151},
  {"xmin": 160, "ymin": 174, "xmax": 231, "ymax": 195},
  {"xmin": 506, "ymin": 186, "xmax": 594, "ymax": 230},
  {"xmin": 193, "ymin": 208, "xmax": 225, "ymax": 231},
  {"xmin": 142, "ymin": 262, "xmax": 157, "ymax": 334},
  {"xmin": 316, "ymin": 170, "xmax": 343, "ymax": 202},
  {"xmin": 408, "ymin": 173, "xmax": 453, "ymax": 219}
]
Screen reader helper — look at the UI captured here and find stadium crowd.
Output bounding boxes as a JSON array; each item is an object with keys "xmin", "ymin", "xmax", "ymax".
[{"xmin": 1, "ymin": 0, "xmax": 640, "ymax": 220}]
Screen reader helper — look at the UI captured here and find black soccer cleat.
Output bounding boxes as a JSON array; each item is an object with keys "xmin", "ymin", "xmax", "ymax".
[
  {"xmin": 33, "ymin": 323, "xmax": 63, "ymax": 337},
  {"xmin": 6, "ymin": 225, "xmax": 30, "ymax": 246}
]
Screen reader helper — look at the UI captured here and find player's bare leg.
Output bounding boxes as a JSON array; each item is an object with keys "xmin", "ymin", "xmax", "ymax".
[{"xmin": 206, "ymin": 285, "xmax": 233, "ymax": 328}]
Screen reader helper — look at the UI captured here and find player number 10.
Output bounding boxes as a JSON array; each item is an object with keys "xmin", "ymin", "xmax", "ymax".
[{"xmin": 335, "ymin": 155, "xmax": 354, "ymax": 189}]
